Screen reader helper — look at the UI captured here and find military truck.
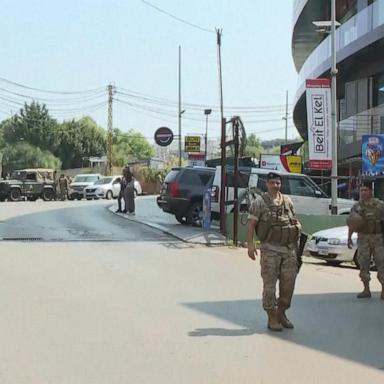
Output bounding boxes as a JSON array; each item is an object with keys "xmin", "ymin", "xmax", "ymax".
[{"xmin": 0, "ymin": 168, "xmax": 55, "ymax": 202}]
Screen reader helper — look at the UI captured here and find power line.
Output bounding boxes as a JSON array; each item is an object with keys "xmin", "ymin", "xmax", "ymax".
[
  {"xmin": 140, "ymin": 0, "xmax": 215, "ymax": 34},
  {"xmin": 0, "ymin": 76, "xmax": 105, "ymax": 95}
]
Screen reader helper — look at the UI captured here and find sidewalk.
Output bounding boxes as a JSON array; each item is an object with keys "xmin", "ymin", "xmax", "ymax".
[{"xmin": 108, "ymin": 196, "xmax": 226, "ymax": 246}]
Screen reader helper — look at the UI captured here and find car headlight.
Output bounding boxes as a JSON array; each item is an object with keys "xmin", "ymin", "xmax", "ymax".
[
  {"xmin": 328, "ymin": 238, "xmax": 340, "ymax": 245},
  {"xmin": 96, "ymin": 188, "xmax": 102, "ymax": 194}
]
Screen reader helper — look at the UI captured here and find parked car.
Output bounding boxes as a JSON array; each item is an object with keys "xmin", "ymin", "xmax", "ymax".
[
  {"xmin": 305, "ymin": 225, "xmax": 374, "ymax": 268},
  {"xmin": 68, "ymin": 174, "xmax": 102, "ymax": 200},
  {"xmin": 84, "ymin": 175, "xmax": 142, "ymax": 200},
  {"xmin": 211, "ymin": 166, "xmax": 355, "ymax": 218},
  {"xmin": 156, "ymin": 166, "xmax": 215, "ymax": 226},
  {"xmin": 0, "ymin": 168, "xmax": 55, "ymax": 202}
]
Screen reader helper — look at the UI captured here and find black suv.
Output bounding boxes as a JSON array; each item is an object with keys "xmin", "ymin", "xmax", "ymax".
[{"xmin": 156, "ymin": 167, "xmax": 215, "ymax": 226}]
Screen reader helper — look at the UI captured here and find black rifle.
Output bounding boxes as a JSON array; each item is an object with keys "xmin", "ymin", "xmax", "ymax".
[{"xmin": 297, "ymin": 232, "xmax": 308, "ymax": 272}]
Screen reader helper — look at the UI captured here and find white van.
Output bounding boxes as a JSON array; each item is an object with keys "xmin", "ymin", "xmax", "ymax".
[{"xmin": 211, "ymin": 166, "xmax": 355, "ymax": 217}]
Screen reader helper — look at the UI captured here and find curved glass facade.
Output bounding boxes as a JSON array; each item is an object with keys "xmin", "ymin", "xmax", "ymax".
[{"xmin": 295, "ymin": 0, "xmax": 384, "ymax": 105}]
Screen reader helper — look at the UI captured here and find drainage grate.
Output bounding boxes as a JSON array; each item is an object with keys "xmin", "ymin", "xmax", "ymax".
[{"xmin": 2, "ymin": 237, "xmax": 43, "ymax": 241}]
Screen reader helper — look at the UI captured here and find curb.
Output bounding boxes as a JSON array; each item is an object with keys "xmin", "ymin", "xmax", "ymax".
[{"xmin": 107, "ymin": 204, "xmax": 226, "ymax": 246}]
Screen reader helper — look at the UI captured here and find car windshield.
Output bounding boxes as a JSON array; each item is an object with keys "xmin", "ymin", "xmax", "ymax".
[
  {"xmin": 73, "ymin": 175, "xmax": 99, "ymax": 183},
  {"xmin": 305, "ymin": 177, "xmax": 328, "ymax": 198},
  {"xmin": 94, "ymin": 177, "xmax": 113, "ymax": 185}
]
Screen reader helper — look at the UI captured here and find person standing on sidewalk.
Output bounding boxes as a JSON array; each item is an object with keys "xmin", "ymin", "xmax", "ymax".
[
  {"xmin": 347, "ymin": 180, "xmax": 384, "ymax": 299},
  {"xmin": 247, "ymin": 172, "xmax": 301, "ymax": 331},
  {"xmin": 123, "ymin": 167, "xmax": 135, "ymax": 215},
  {"xmin": 115, "ymin": 177, "xmax": 125, "ymax": 213}
]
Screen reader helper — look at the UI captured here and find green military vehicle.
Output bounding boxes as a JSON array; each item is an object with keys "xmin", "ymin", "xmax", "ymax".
[{"xmin": 0, "ymin": 168, "xmax": 55, "ymax": 202}]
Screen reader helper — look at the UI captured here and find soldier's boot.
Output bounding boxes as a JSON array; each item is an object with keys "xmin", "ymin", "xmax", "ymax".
[
  {"xmin": 357, "ymin": 282, "xmax": 371, "ymax": 298},
  {"xmin": 267, "ymin": 310, "xmax": 283, "ymax": 332},
  {"xmin": 380, "ymin": 285, "xmax": 384, "ymax": 300},
  {"xmin": 277, "ymin": 308, "xmax": 294, "ymax": 329}
]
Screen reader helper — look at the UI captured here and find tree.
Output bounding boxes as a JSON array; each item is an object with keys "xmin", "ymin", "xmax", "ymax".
[
  {"xmin": 2, "ymin": 142, "xmax": 61, "ymax": 174},
  {"xmin": 54, "ymin": 117, "xmax": 106, "ymax": 169},
  {"xmin": 112, "ymin": 129, "xmax": 154, "ymax": 166},
  {"xmin": 244, "ymin": 133, "xmax": 264, "ymax": 158},
  {"xmin": 2, "ymin": 102, "xmax": 59, "ymax": 151}
]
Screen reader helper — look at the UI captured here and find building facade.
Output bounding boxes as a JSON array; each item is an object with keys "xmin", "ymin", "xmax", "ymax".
[{"xmin": 292, "ymin": 0, "xmax": 384, "ymax": 183}]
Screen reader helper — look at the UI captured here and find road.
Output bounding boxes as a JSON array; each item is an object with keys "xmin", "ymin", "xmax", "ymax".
[{"xmin": 0, "ymin": 199, "xmax": 383, "ymax": 383}]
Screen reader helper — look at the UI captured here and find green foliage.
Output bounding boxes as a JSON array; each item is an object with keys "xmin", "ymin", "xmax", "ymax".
[
  {"xmin": 112, "ymin": 128, "xmax": 154, "ymax": 166},
  {"xmin": 2, "ymin": 142, "xmax": 61, "ymax": 174},
  {"xmin": 2, "ymin": 102, "xmax": 59, "ymax": 151},
  {"xmin": 244, "ymin": 133, "xmax": 263, "ymax": 157},
  {"xmin": 55, "ymin": 117, "xmax": 106, "ymax": 169}
]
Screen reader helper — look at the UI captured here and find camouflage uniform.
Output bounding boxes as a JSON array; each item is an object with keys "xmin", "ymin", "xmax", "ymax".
[
  {"xmin": 350, "ymin": 199, "xmax": 384, "ymax": 284},
  {"xmin": 248, "ymin": 192, "xmax": 300, "ymax": 311}
]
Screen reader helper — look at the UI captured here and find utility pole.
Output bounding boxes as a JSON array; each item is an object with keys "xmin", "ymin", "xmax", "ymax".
[
  {"xmin": 284, "ymin": 90, "xmax": 289, "ymax": 143},
  {"xmin": 107, "ymin": 84, "xmax": 114, "ymax": 176},
  {"xmin": 330, "ymin": 0, "xmax": 338, "ymax": 215},
  {"xmin": 178, "ymin": 45, "xmax": 182, "ymax": 166},
  {"xmin": 204, "ymin": 108, "xmax": 212, "ymax": 165},
  {"xmin": 217, "ymin": 28, "xmax": 226, "ymax": 235}
]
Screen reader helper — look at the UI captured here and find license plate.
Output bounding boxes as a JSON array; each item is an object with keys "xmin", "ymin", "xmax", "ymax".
[{"xmin": 318, "ymin": 249, "xmax": 329, "ymax": 256}]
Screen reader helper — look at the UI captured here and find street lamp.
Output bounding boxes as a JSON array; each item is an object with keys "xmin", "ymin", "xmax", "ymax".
[
  {"xmin": 313, "ymin": 0, "xmax": 340, "ymax": 214},
  {"xmin": 204, "ymin": 109, "xmax": 212, "ymax": 164},
  {"xmin": 178, "ymin": 109, "xmax": 185, "ymax": 166}
]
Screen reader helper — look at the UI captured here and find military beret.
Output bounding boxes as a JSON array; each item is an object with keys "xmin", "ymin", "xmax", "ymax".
[{"xmin": 267, "ymin": 172, "xmax": 282, "ymax": 181}]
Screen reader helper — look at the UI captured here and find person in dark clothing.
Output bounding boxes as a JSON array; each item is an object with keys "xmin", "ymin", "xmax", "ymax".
[
  {"xmin": 124, "ymin": 173, "xmax": 135, "ymax": 215},
  {"xmin": 115, "ymin": 176, "xmax": 127, "ymax": 213}
]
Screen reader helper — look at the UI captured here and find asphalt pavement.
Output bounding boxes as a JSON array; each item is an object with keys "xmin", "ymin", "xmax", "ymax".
[{"xmin": 109, "ymin": 195, "xmax": 226, "ymax": 245}]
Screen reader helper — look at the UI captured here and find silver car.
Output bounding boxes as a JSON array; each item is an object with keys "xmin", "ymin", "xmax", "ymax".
[{"xmin": 84, "ymin": 176, "xmax": 142, "ymax": 200}]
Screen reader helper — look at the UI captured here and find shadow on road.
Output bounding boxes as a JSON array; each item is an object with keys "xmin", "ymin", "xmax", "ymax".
[{"xmin": 184, "ymin": 292, "xmax": 384, "ymax": 369}]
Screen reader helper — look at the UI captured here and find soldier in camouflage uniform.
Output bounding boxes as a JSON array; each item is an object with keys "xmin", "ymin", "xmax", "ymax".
[
  {"xmin": 347, "ymin": 181, "xmax": 384, "ymax": 299},
  {"xmin": 247, "ymin": 172, "xmax": 301, "ymax": 331}
]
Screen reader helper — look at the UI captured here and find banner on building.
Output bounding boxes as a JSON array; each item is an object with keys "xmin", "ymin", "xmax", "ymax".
[
  {"xmin": 259, "ymin": 154, "xmax": 302, "ymax": 173},
  {"xmin": 305, "ymin": 78, "xmax": 332, "ymax": 170},
  {"xmin": 362, "ymin": 134, "xmax": 384, "ymax": 176}
]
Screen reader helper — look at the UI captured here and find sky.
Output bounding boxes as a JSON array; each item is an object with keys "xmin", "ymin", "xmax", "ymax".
[{"xmin": 0, "ymin": 0, "xmax": 300, "ymax": 144}]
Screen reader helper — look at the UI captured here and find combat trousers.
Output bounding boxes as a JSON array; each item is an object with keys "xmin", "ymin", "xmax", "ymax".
[
  {"xmin": 260, "ymin": 243, "xmax": 298, "ymax": 311},
  {"xmin": 357, "ymin": 234, "xmax": 384, "ymax": 284}
]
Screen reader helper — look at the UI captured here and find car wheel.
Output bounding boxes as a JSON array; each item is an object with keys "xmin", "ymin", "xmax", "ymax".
[
  {"xmin": 106, "ymin": 190, "xmax": 113, "ymax": 200},
  {"xmin": 187, "ymin": 202, "xmax": 203, "ymax": 227},
  {"xmin": 175, "ymin": 214, "xmax": 187, "ymax": 225},
  {"xmin": 86, "ymin": 198, "xmax": 92, "ymax": 200},
  {"xmin": 76, "ymin": 197, "xmax": 82, "ymax": 200},
  {"xmin": 42, "ymin": 189, "xmax": 54, "ymax": 201},
  {"xmin": 9, "ymin": 188, "xmax": 21, "ymax": 202}
]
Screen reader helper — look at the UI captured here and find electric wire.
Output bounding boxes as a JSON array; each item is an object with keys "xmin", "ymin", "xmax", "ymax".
[{"xmin": 139, "ymin": 0, "xmax": 215, "ymax": 34}]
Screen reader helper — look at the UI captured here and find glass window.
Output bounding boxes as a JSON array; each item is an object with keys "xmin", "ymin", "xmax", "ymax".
[
  {"xmin": 95, "ymin": 177, "xmax": 113, "ymax": 185},
  {"xmin": 199, "ymin": 173, "xmax": 213, "ymax": 186},
  {"xmin": 374, "ymin": 73, "xmax": 384, "ymax": 106},
  {"xmin": 288, "ymin": 177, "xmax": 317, "ymax": 197},
  {"xmin": 164, "ymin": 170, "xmax": 179, "ymax": 183},
  {"xmin": 26, "ymin": 173, "xmax": 37, "ymax": 181}
]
